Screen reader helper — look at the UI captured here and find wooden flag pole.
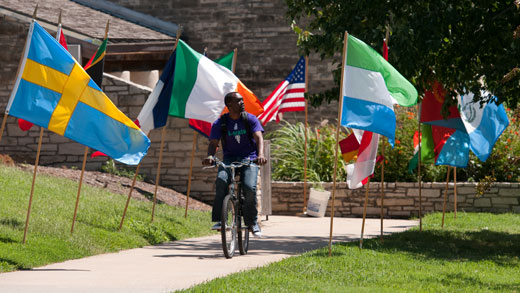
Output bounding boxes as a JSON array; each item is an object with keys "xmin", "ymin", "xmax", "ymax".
[
  {"xmin": 0, "ymin": 114, "xmax": 7, "ymax": 143},
  {"xmin": 453, "ymin": 167, "xmax": 457, "ymax": 219},
  {"xmin": 184, "ymin": 132, "xmax": 197, "ymax": 218},
  {"xmin": 303, "ymin": 55, "xmax": 309, "ymax": 213},
  {"xmin": 380, "ymin": 26, "xmax": 390, "ymax": 241},
  {"xmin": 119, "ymin": 163, "xmax": 141, "ymax": 230},
  {"xmin": 360, "ymin": 178, "xmax": 371, "ymax": 249},
  {"xmin": 417, "ymin": 103, "xmax": 423, "ymax": 231},
  {"xmin": 151, "ymin": 126, "xmax": 167, "ymax": 222},
  {"xmin": 328, "ymin": 31, "xmax": 349, "ymax": 257},
  {"xmin": 22, "ymin": 127, "xmax": 44, "ymax": 244},
  {"xmin": 441, "ymin": 166, "xmax": 451, "ymax": 228},
  {"xmin": 71, "ymin": 146, "xmax": 88, "ymax": 234},
  {"xmin": 71, "ymin": 18, "xmax": 110, "ymax": 232}
]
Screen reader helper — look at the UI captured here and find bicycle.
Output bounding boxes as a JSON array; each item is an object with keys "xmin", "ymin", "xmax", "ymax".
[{"xmin": 204, "ymin": 158, "xmax": 253, "ymax": 258}]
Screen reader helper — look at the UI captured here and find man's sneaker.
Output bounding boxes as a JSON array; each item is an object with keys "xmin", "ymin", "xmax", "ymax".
[
  {"xmin": 251, "ymin": 223, "xmax": 262, "ymax": 237},
  {"xmin": 211, "ymin": 222, "xmax": 221, "ymax": 231}
]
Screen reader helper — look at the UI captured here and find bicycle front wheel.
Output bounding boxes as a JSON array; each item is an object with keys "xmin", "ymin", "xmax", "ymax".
[{"xmin": 221, "ymin": 194, "xmax": 237, "ymax": 258}]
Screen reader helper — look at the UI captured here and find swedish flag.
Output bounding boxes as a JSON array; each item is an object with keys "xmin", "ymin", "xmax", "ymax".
[{"xmin": 6, "ymin": 21, "xmax": 150, "ymax": 165}]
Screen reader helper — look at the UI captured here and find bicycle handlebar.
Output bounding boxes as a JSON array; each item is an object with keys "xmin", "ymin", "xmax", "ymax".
[{"xmin": 202, "ymin": 157, "xmax": 257, "ymax": 170}]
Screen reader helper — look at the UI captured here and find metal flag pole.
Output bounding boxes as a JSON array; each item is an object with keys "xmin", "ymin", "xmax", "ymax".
[
  {"xmin": 328, "ymin": 31, "xmax": 349, "ymax": 257},
  {"xmin": 303, "ymin": 55, "xmax": 309, "ymax": 214}
]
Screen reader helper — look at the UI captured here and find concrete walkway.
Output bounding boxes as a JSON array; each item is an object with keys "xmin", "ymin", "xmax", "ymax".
[{"xmin": 0, "ymin": 216, "xmax": 418, "ymax": 292}]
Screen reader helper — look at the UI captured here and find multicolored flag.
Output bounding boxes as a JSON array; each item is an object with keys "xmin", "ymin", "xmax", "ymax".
[
  {"xmin": 457, "ymin": 92, "xmax": 509, "ymax": 162},
  {"xmin": 84, "ymin": 37, "xmax": 107, "ymax": 88},
  {"xmin": 408, "ymin": 124, "xmax": 435, "ymax": 173},
  {"xmin": 420, "ymin": 82, "xmax": 465, "ymax": 131},
  {"xmin": 135, "ymin": 51, "xmax": 176, "ymax": 135},
  {"xmin": 168, "ymin": 40, "xmax": 263, "ymax": 123},
  {"xmin": 339, "ymin": 133, "xmax": 360, "ymax": 162},
  {"xmin": 341, "ymin": 34, "xmax": 417, "ymax": 146},
  {"xmin": 346, "ymin": 130, "xmax": 379, "ymax": 189},
  {"xmin": 188, "ymin": 50, "xmax": 236, "ymax": 137},
  {"xmin": 6, "ymin": 21, "xmax": 150, "ymax": 165},
  {"xmin": 258, "ymin": 56, "xmax": 306, "ymax": 125}
]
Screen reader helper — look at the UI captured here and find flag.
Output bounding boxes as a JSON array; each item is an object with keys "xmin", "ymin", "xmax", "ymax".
[
  {"xmin": 6, "ymin": 21, "xmax": 150, "ymax": 165},
  {"xmin": 84, "ymin": 37, "xmax": 107, "ymax": 88},
  {"xmin": 434, "ymin": 128, "xmax": 470, "ymax": 167},
  {"xmin": 346, "ymin": 130, "xmax": 379, "ymax": 189},
  {"xmin": 188, "ymin": 50, "xmax": 236, "ymax": 138},
  {"xmin": 407, "ymin": 124, "xmax": 435, "ymax": 173},
  {"xmin": 341, "ymin": 35, "xmax": 417, "ymax": 146},
  {"xmin": 420, "ymin": 82, "xmax": 465, "ymax": 131},
  {"xmin": 258, "ymin": 56, "xmax": 306, "ymax": 125},
  {"xmin": 339, "ymin": 133, "xmax": 359, "ymax": 162},
  {"xmin": 168, "ymin": 40, "xmax": 263, "ymax": 123},
  {"xmin": 457, "ymin": 92, "xmax": 509, "ymax": 162},
  {"xmin": 135, "ymin": 51, "xmax": 176, "ymax": 135},
  {"xmin": 18, "ymin": 23, "xmax": 69, "ymax": 132}
]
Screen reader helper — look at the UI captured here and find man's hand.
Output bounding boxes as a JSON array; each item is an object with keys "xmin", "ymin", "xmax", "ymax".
[
  {"xmin": 256, "ymin": 155, "xmax": 267, "ymax": 166},
  {"xmin": 202, "ymin": 155, "xmax": 215, "ymax": 166}
]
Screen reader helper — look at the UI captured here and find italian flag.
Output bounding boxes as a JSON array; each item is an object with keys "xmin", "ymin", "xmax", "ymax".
[{"xmin": 169, "ymin": 40, "xmax": 263, "ymax": 123}]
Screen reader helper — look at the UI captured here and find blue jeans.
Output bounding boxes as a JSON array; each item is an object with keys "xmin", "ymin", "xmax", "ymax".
[{"xmin": 212, "ymin": 157, "xmax": 259, "ymax": 227}]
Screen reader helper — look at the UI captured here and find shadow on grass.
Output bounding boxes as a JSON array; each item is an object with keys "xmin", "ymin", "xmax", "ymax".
[
  {"xmin": 337, "ymin": 228, "xmax": 520, "ymax": 265},
  {"xmin": 0, "ymin": 218, "xmax": 23, "ymax": 229}
]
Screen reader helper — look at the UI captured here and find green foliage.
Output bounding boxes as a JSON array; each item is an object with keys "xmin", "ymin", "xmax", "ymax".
[
  {"xmin": 0, "ymin": 166, "xmax": 213, "ymax": 272},
  {"xmin": 267, "ymin": 121, "xmax": 347, "ymax": 182},
  {"xmin": 183, "ymin": 213, "xmax": 520, "ymax": 292},
  {"xmin": 101, "ymin": 159, "xmax": 143, "ymax": 181},
  {"xmin": 286, "ymin": 0, "xmax": 520, "ymax": 108}
]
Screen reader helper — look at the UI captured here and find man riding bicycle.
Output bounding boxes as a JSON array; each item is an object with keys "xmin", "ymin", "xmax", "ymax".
[{"xmin": 202, "ymin": 92, "xmax": 267, "ymax": 237}]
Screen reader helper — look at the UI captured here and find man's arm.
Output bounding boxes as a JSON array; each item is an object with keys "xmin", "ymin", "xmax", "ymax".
[
  {"xmin": 253, "ymin": 131, "xmax": 267, "ymax": 166},
  {"xmin": 202, "ymin": 139, "xmax": 219, "ymax": 165}
]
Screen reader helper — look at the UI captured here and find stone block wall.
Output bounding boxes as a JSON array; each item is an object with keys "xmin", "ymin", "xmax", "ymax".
[{"xmin": 271, "ymin": 181, "xmax": 520, "ymax": 218}]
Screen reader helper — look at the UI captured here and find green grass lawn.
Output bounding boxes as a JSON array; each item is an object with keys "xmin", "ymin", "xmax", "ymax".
[
  {"xmin": 0, "ymin": 165, "xmax": 214, "ymax": 272},
  {"xmin": 183, "ymin": 212, "xmax": 520, "ymax": 292}
]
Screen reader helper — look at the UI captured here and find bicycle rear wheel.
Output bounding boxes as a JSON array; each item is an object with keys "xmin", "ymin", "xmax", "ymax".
[
  {"xmin": 237, "ymin": 215, "xmax": 249, "ymax": 255},
  {"xmin": 221, "ymin": 194, "xmax": 237, "ymax": 258}
]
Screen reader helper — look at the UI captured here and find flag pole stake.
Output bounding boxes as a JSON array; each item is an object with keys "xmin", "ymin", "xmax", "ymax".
[
  {"xmin": 441, "ymin": 166, "xmax": 451, "ymax": 228},
  {"xmin": 303, "ymin": 55, "xmax": 309, "ymax": 214},
  {"xmin": 453, "ymin": 167, "xmax": 457, "ymax": 219},
  {"xmin": 71, "ymin": 146, "xmax": 88, "ymax": 234},
  {"xmin": 328, "ymin": 31, "xmax": 349, "ymax": 257},
  {"xmin": 184, "ymin": 132, "xmax": 197, "ymax": 218},
  {"xmin": 151, "ymin": 126, "xmax": 167, "ymax": 222},
  {"xmin": 32, "ymin": 4, "xmax": 38, "ymax": 19},
  {"xmin": 417, "ymin": 103, "xmax": 423, "ymax": 231},
  {"xmin": 22, "ymin": 127, "xmax": 44, "ymax": 244},
  {"xmin": 119, "ymin": 163, "xmax": 141, "ymax": 230},
  {"xmin": 360, "ymin": 178, "xmax": 371, "ymax": 249}
]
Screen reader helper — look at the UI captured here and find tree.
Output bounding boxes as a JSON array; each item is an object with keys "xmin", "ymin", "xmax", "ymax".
[{"xmin": 286, "ymin": 0, "xmax": 520, "ymax": 108}]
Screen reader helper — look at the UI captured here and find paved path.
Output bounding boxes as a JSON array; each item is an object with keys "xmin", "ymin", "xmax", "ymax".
[{"xmin": 0, "ymin": 216, "xmax": 418, "ymax": 292}]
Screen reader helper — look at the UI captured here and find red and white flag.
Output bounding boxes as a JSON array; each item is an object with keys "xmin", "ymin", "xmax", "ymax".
[
  {"xmin": 258, "ymin": 56, "xmax": 306, "ymax": 125},
  {"xmin": 346, "ymin": 130, "xmax": 380, "ymax": 189}
]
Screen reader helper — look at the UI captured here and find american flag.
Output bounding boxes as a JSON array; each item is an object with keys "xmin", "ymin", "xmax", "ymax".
[{"xmin": 258, "ymin": 56, "xmax": 306, "ymax": 125}]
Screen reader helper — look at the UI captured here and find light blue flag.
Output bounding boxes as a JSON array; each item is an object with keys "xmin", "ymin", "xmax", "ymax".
[
  {"xmin": 6, "ymin": 21, "xmax": 150, "ymax": 165},
  {"xmin": 435, "ymin": 130, "xmax": 470, "ymax": 167},
  {"xmin": 458, "ymin": 93, "xmax": 509, "ymax": 162}
]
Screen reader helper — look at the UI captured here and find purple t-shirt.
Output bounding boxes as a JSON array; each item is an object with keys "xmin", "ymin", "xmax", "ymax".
[{"xmin": 209, "ymin": 113, "xmax": 264, "ymax": 160}]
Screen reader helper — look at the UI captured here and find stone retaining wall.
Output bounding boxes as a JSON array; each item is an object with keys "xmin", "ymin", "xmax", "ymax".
[{"xmin": 271, "ymin": 181, "xmax": 520, "ymax": 218}]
